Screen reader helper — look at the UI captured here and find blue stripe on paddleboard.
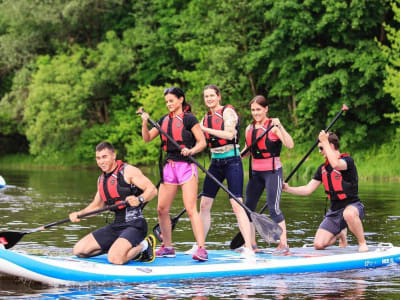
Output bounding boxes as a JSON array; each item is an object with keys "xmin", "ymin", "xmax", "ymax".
[{"xmin": 0, "ymin": 248, "xmax": 399, "ymax": 283}]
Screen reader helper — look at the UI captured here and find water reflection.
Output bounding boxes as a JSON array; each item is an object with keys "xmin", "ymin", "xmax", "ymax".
[
  {"xmin": 2, "ymin": 264, "xmax": 399, "ymax": 299},
  {"xmin": 0, "ymin": 168, "xmax": 400, "ymax": 299}
]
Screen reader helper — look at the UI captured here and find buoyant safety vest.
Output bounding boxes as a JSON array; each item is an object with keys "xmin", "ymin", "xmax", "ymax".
[
  {"xmin": 321, "ymin": 153, "xmax": 357, "ymax": 201},
  {"xmin": 245, "ymin": 119, "xmax": 282, "ymax": 159},
  {"xmin": 160, "ymin": 112, "xmax": 195, "ymax": 152},
  {"xmin": 97, "ymin": 160, "xmax": 143, "ymax": 210},
  {"xmin": 203, "ymin": 105, "xmax": 240, "ymax": 149}
]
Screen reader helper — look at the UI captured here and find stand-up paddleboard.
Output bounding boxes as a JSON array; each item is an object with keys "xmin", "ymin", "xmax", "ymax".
[
  {"xmin": 0, "ymin": 243, "xmax": 399, "ymax": 286},
  {"xmin": 0, "ymin": 176, "xmax": 5, "ymax": 189}
]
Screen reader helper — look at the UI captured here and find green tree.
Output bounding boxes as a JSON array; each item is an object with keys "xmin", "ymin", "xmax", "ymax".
[
  {"xmin": 24, "ymin": 31, "xmax": 135, "ymax": 159},
  {"xmin": 382, "ymin": 0, "xmax": 400, "ymax": 133},
  {"xmin": 257, "ymin": 0, "xmax": 394, "ymax": 148}
]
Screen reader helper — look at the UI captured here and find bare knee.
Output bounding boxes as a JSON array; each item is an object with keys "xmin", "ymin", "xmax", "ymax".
[
  {"xmin": 157, "ymin": 206, "xmax": 170, "ymax": 216},
  {"xmin": 107, "ymin": 253, "xmax": 125, "ymax": 265},
  {"xmin": 185, "ymin": 207, "xmax": 197, "ymax": 219},
  {"xmin": 343, "ymin": 209, "xmax": 357, "ymax": 224},
  {"xmin": 314, "ymin": 242, "xmax": 326, "ymax": 250},
  {"xmin": 73, "ymin": 243, "xmax": 89, "ymax": 258},
  {"xmin": 200, "ymin": 197, "xmax": 213, "ymax": 212},
  {"xmin": 230, "ymin": 198, "xmax": 244, "ymax": 213}
]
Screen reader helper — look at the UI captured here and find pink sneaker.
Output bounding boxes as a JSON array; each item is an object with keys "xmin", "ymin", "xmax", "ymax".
[
  {"xmin": 155, "ymin": 244, "xmax": 175, "ymax": 257},
  {"xmin": 192, "ymin": 246, "xmax": 208, "ymax": 261}
]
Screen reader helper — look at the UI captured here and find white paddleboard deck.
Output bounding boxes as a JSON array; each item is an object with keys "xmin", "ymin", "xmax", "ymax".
[{"xmin": 0, "ymin": 244, "xmax": 399, "ymax": 286}]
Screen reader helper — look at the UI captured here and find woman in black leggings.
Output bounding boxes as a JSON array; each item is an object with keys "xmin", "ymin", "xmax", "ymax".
[{"xmin": 243, "ymin": 95, "xmax": 294, "ymax": 253}]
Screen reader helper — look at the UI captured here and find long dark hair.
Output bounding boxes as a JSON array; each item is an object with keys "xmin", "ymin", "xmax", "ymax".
[{"xmin": 164, "ymin": 87, "xmax": 191, "ymax": 112}]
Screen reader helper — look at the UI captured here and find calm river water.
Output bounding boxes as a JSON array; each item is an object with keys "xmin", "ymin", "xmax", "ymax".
[{"xmin": 0, "ymin": 167, "xmax": 399, "ymax": 299}]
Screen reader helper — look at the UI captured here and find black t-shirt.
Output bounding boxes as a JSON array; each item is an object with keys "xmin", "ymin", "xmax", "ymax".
[
  {"xmin": 158, "ymin": 112, "xmax": 199, "ymax": 162},
  {"xmin": 313, "ymin": 155, "xmax": 360, "ymax": 211}
]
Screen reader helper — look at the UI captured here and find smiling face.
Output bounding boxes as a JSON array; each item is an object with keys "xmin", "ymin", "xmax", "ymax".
[
  {"xmin": 165, "ymin": 93, "xmax": 184, "ymax": 114},
  {"xmin": 250, "ymin": 102, "xmax": 268, "ymax": 124},
  {"xmin": 203, "ymin": 88, "xmax": 221, "ymax": 110},
  {"xmin": 96, "ymin": 148, "xmax": 117, "ymax": 173}
]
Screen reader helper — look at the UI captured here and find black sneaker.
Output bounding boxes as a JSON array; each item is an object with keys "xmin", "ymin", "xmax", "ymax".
[
  {"xmin": 132, "ymin": 252, "xmax": 142, "ymax": 261},
  {"xmin": 140, "ymin": 234, "xmax": 156, "ymax": 263}
]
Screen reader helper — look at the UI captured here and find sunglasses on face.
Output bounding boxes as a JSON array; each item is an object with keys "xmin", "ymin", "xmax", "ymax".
[
  {"xmin": 164, "ymin": 87, "xmax": 174, "ymax": 95},
  {"xmin": 164, "ymin": 87, "xmax": 183, "ymax": 97}
]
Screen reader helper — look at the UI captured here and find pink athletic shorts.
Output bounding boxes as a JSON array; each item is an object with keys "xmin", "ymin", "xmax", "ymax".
[{"xmin": 163, "ymin": 161, "xmax": 198, "ymax": 185}]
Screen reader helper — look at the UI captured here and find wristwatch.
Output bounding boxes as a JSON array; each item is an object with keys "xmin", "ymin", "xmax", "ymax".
[{"xmin": 138, "ymin": 195, "xmax": 144, "ymax": 205}]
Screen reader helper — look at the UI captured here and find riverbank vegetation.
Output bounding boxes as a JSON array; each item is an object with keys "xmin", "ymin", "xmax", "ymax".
[{"xmin": 1, "ymin": 0, "xmax": 400, "ymax": 180}]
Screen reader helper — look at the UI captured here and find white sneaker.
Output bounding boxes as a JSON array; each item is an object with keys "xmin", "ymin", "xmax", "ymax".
[
  {"xmin": 184, "ymin": 244, "xmax": 198, "ymax": 255},
  {"xmin": 239, "ymin": 247, "xmax": 256, "ymax": 261}
]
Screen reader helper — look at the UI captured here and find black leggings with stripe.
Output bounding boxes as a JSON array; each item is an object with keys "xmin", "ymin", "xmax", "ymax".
[{"xmin": 245, "ymin": 168, "xmax": 284, "ymax": 223}]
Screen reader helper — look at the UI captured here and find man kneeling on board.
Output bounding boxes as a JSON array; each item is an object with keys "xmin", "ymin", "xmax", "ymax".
[
  {"xmin": 69, "ymin": 141, "xmax": 158, "ymax": 264},
  {"xmin": 283, "ymin": 131, "xmax": 368, "ymax": 252}
]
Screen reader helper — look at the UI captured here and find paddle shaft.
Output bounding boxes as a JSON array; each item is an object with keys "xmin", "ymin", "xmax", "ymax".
[
  {"xmin": 142, "ymin": 113, "xmax": 253, "ymax": 215},
  {"xmin": 172, "ymin": 207, "xmax": 188, "ymax": 224},
  {"xmin": 240, "ymin": 125, "xmax": 274, "ymax": 157},
  {"xmin": 26, "ymin": 201, "xmax": 128, "ymax": 234}
]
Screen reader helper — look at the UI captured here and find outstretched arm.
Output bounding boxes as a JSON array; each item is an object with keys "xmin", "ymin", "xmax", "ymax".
[
  {"xmin": 283, "ymin": 179, "xmax": 321, "ymax": 196},
  {"xmin": 69, "ymin": 192, "xmax": 105, "ymax": 222}
]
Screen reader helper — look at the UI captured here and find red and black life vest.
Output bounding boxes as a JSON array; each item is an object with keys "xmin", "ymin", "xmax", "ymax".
[
  {"xmin": 160, "ymin": 112, "xmax": 195, "ymax": 152},
  {"xmin": 203, "ymin": 105, "xmax": 240, "ymax": 149},
  {"xmin": 321, "ymin": 153, "xmax": 357, "ymax": 201},
  {"xmin": 97, "ymin": 160, "xmax": 143, "ymax": 209},
  {"xmin": 245, "ymin": 119, "xmax": 282, "ymax": 159}
]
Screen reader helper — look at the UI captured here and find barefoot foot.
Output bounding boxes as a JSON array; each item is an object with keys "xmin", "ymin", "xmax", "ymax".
[
  {"xmin": 358, "ymin": 243, "xmax": 368, "ymax": 252},
  {"xmin": 338, "ymin": 228, "xmax": 348, "ymax": 248}
]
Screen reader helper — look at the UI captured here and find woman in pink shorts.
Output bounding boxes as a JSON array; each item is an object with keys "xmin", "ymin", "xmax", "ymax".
[{"xmin": 140, "ymin": 87, "xmax": 208, "ymax": 261}]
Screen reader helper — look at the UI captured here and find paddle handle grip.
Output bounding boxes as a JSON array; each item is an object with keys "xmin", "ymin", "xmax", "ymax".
[{"xmin": 284, "ymin": 104, "xmax": 348, "ymax": 183}]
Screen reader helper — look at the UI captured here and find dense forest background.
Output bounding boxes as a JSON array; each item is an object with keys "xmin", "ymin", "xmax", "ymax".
[{"xmin": 0, "ymin": 0, "xmax": 400, "ymax": 176}]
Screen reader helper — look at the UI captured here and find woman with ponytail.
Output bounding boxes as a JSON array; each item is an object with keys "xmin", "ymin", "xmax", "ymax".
[{"xmin": 140, "ymin": 87, "xmax": 208, "ymax": 261}]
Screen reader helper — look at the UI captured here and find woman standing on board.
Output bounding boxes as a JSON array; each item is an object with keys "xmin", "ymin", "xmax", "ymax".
[
  {"xmin": 244, "ymin": 95, "xmax": 294, "ymax": 254},
  {"xmin": 140, "ymin": 87, "xmax": 208, "ymax": 261},
  {"xmin": 186, "ymin": 84, "xmax": 255, "ymax": 259}
]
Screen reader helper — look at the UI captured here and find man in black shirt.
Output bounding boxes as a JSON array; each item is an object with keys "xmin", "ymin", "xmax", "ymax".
[{"xmin": 283, "ymin": 131, "xmax": 368, "ymax": 252}]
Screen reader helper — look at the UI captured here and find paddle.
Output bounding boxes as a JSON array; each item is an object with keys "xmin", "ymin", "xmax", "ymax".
[
  {"xmin": 230, "ymin": 104, "xmax": 349, "ymax": 249},
  {"xmin": 0, "ymin": 201, "xmax": 128, "ymax": 249},
  {"xmin": 138, "ymin": 109, "xmax": 283, "ymax": 243},
  {"xmin": 0, "ymin": 176, "xmax": 6, "ymax": 188}
]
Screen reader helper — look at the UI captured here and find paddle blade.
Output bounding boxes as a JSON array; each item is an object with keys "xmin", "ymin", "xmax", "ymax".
[
  {"xmin": 152, "ymin": 224, "xmax": 163, "ymax": 242},
  {"xmin": 230, "ymin": 232, "xmax": 245, "ymax": 250},
  {"xmin": 0, "ymin": 231, "xmax": 25, "ymax": 249},
  {"xmin": 252, "ymin": 212, "xmax": 282, "ymax": 243}
]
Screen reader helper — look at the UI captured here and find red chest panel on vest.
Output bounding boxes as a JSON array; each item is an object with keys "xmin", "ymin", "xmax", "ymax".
[
  {"xmin": 203, "ymin": 105, "xmax": 238, "ymax": 148},
  {"xmin": 321, "ymin": 153, "xmax": 351, "ymax": 201},
  {"xmin": 98, "ymin": 160, "xmax": 125, "ymax": 209},
  {"xmin": 245, "ymin": 119, "xmax": 281, "ymax": 159},
  {"xmin": 160, "ymin": 113, "xmax": 186, "ymax": 151}
]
